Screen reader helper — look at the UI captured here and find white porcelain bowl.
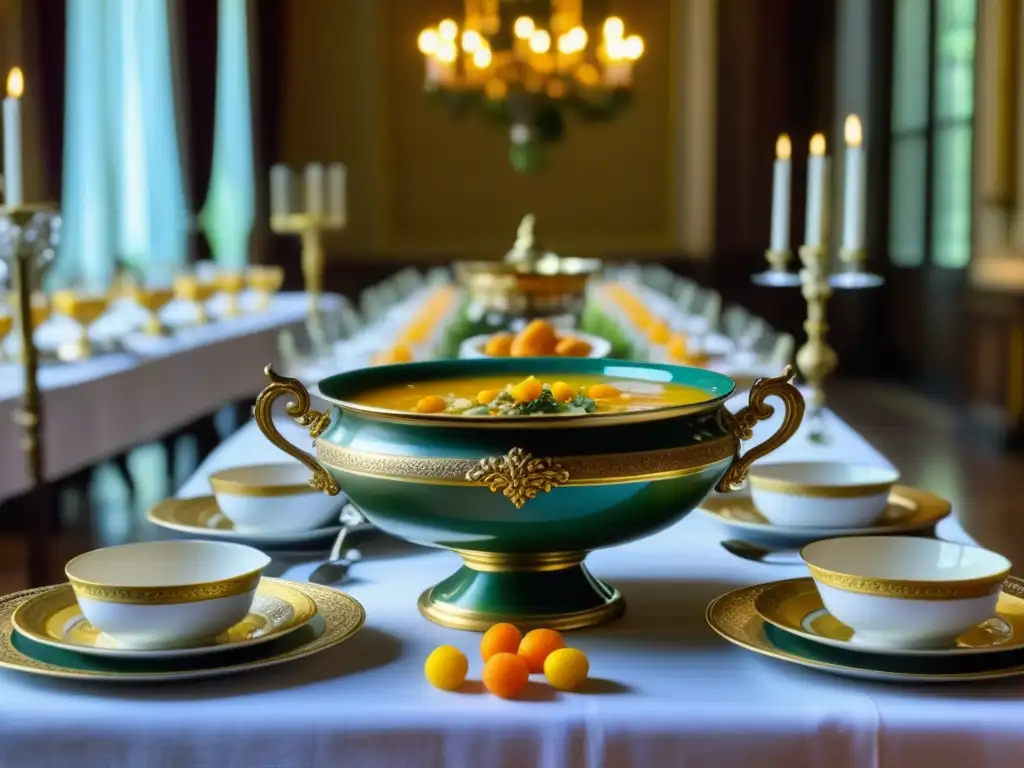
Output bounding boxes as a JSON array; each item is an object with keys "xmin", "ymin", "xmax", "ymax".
[
  {"xmin": 208, "ymin": 463, "xmax": 344, "ymax": 533},
  {"xmin": 458, "ymin": 331, "xmax": 613, "ymax": 360},
  {"xmin": 748, "ymin": 461, "xmax": 900, "ymax": 528},
  {"xmin": 801, "ymin": 536, "xmax": 1011, "ymax": 649},
  {"xmin": 65, "ymin": 540, "xmax": 270, "ymax": 650}
]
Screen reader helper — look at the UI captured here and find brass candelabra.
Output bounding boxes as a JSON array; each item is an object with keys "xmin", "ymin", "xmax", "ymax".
[
  {"xmin": 0, "ymin": 203, "xmax": 62, "ymax": 585},
  {"xmin": 269, "ymin": 162, "xmax": 347, "ymax": 339},
  {"xmin": 794, "ymin": 245, "xmax": 837, "ymax": 414}
]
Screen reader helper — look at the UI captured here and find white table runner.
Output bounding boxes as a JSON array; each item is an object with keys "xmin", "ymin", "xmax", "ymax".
[
  {"xmin": 0, "ymin": 387, "xmax": 1013, "ymax": 768},
  {"xmin": 0, "ymin": 293, "xmax": 341, "ymax": 501}
]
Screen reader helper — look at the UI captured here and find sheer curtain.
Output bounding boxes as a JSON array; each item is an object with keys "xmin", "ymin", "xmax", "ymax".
[
  {"xmin": 55, "ymin": 0, "xmax": 188, "ymax": 292},
  {"xmin": 200, "ymin": 0, "xmax": 255, "ymax": 270}
]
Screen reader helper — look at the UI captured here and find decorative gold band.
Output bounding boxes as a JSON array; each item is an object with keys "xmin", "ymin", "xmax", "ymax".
[
  {"xmin": 208, "ymin": 478, "xmax": 312, "ymax": 498},
  {"xmin": 807, "ymin": 565, "xmax": 1008, "ymax": 601},
  {"xmin": 454, "ymin": 550, "xmax": 586, "ymax": 573},
  {"xmin": 315, "ymin": 438, "xmax": 734, "ymax": 488},
  {"xmin": 69, "ymin": 570, "xmax": 263, "ymax": 605}
]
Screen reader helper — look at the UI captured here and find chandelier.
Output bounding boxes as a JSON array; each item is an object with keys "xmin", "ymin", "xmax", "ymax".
[{"xmin": 417, "ymin": 1, "xmax": 644, "ymax": 172}]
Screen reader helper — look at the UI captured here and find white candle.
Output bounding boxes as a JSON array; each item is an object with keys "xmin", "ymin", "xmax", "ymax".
[
  {"xmin": 269, "ymin": 164, "xmax": 293, "ymax": 219},
  {"xmin": 304, "ymin": 163, "xmax": 324, "ymax": 217},
  {"xmin": 769, "ymin": 134, "xmax": 792, "ymax": 252},
  {"xmin": 804, "ymin": 133, "xmax": 830, "ymax": 247},
  {"xmin": 327, "ymin": 163, "xmax": 346, "ymax": 224},
  {"xmin": 841, "ymin": 114, "xmax": 866, "ymax": 251},
  {"xmin": 3, "ymin": 67, "xmax": 24, "ymax": 206}
]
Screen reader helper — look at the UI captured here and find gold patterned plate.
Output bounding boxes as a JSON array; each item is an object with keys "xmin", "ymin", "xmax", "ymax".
[
  {"xmin": 707, "ymin": 581, "xmax": 1024, "ymax": 683},
  {"xmin": 12, "ymin": 579, "xmax": 318, "ymax": 660},
  {"xmin": 755, "ymin": 577, "xmax": 1024, "ymax": 658},
  {"xmin": 699, "ymin": 485, "xmax": 950, "ymax": 539},
  {"xmin": 0, "ymin": 580, "xmax": 364, "ymax": 682},
  {"xmin": 146, "ymin": 496, "xmax": 351, "ymax": 546}
]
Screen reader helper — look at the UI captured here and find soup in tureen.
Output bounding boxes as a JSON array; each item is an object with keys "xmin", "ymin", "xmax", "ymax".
[{"xmin": 352, "ymin": 374, "xmax": 712, "ymax": 417}]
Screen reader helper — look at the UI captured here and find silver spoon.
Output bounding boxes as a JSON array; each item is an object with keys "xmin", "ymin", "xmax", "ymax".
[
  {"xmin": 721, "ymin": 539, "xmax": 804, "ymax": 566},
  {"xmin": 308, "ymin": 521, "xmax": 363, "ymax": 585}
]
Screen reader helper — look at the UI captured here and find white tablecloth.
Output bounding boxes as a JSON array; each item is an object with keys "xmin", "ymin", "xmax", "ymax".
[
  {"xmin": 2, "ymin": 391, "xmax": 1017, "ymax": 768},
  {"xmin": 0, "ymin": 292, "xmax": 341, "ymax": 501}
]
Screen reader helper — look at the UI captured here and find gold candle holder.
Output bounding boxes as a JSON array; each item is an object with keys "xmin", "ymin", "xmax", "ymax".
[
  {"xmin": 766, "ymin": 249, "xmax": 792, "ymax": 273},
  {"xmin": 752, "ymin": 249, "xmax": 802, "ymax": 287},
  {"xmin": 794, "ymin": 245, "xmax": 838, "ymax": 413},
  {"xmin": 270, "ymin": 212, "xmax": 343, "ymax": 323},
  {"xmin": 0, "ymin": 203, "xmax": 61, "ymax": 585},
  {"xmin": 269, "ymin": 162, "xmax": 347, "ymax": 330}
]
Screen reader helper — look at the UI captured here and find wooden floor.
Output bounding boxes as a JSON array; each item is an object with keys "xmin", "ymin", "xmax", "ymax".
[{"xmin": 2, "ymin": 379, "xmax": 1024, "ymax": 592}]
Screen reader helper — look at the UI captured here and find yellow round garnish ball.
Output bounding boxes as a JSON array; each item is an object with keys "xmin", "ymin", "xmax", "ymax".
[
  {"xmin": 424, "ymin": 645, "xmax": 469, "ymax": 691},
  {"xmin": 543, "ymin": 647, "xmax": 590, "ymax": 691}
]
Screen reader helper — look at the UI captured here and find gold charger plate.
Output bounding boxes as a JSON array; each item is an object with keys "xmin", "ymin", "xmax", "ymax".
[
  {"xmin": 12, "ymin": 579, "xmax": 318, "ymax": 660},
  {"xmin": 0, "ymin": 579, "xmax": 365, "ymax": 682},
  {"xmin": 146, "ymin": 496, "xmax": 346, "ymax": 546},
  {"xmin": 699, "ymin": 485, "xmax": 950, "ymax": 538},
  {"xmin": 754, "ymin": 577, "xmax": 1024, "ymax": 657},
  {"xmin": 707, "ymin": 581, "xmax": 1024, "ymax": 683}
]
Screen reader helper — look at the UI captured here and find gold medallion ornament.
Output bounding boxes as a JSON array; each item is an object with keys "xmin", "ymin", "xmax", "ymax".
[{"xmin": 465, "ymin": 448, "xmax": 570, "ymax": 509}]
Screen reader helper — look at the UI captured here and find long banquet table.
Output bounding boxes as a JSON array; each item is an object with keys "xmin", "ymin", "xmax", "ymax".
[
  {"xmin": 0, "ymin": 292, "xmax": 341, "ymax": 501},
  {"xmin": 1, "ymin": 391, "xmax": 1020, "ymax": 768}
]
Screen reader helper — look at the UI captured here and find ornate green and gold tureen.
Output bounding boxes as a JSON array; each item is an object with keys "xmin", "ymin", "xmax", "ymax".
[{"xmin": 254, "ymin": 358, "xmax": 804, "ymax": 631}]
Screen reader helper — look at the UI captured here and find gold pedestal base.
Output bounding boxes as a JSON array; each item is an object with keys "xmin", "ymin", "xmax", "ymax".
[
  {"xmin": 416, "ymin": 550, "xmax": 626, "ymax": 632},
  {"xmin": 417, "ymin": 587, "xmax": 625, "ymax": 632}
]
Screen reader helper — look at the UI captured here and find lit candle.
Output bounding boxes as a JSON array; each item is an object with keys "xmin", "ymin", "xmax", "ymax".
[
  {"xmin": 3, "ymin": 67, "xmax": 24, "ymax": 206},
  {"xmin": 769, "ymin": 134, "xmax": 792, "ymax": 252},
  {"xmin": 841, "ymin": 114, "xmax": 866, "ymax": 252},
  {"xmin": 327, "ymin": 163, "xmax": 346, "ymax": 224},
  {"xmin": 804, "ymin": 133, "xmax": 830, "ymax": 248},
  {"xmin": 304, "ymin": 163, "xmax": 324, "ymax": 217},
  {"xmin": 269, "ymin": 164, "xmax": 293, "ymax": 219}
]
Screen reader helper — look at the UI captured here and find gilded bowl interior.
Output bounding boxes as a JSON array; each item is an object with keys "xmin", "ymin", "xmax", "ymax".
[{"xmin": 316, "ymin": 357, "xmax": 736, "ymax": 427}]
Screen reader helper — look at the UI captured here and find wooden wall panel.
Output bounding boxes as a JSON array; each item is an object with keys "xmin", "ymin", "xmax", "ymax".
[{"xmin": 278, "ymin": 0, "xmax": 714, "ymax": 259}]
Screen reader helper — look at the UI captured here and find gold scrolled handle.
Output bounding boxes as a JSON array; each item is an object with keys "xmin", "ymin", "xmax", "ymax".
[
  {"xmin": 253, "ymin": 364, "xmax": 340, "ymax": 496},
  {"xmin": 715, "ymin": 365, "xmax": 805, "ymax": 493}
]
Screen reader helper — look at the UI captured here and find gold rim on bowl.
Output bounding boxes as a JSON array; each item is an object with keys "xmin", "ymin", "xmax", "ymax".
[
  {"xmin": 208, "ymin": 463, "xmax": 317, "ymax": 497},
  {"xmin": 65, "ymin": 541, "xmax": 270, "ymax": 605},
  {"xmin": 799, "ymin": 537, "xmax": 1011, "ymax": 601},
  {"xmin": 749, "ymin": 462, "xmax": 900, "ymax": 498}
]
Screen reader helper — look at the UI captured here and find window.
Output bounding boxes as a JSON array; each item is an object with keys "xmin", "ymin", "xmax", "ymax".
[{"xmin": 888, "ymin": 0, "xmax": 976, "ymax": 269}]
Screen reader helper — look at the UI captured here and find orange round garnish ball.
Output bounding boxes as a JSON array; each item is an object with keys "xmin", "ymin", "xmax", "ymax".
[
  {"xmin": 517, "ymin": 628, "xmax": 566, "ymax": 673},
  {"xmin": 480, "ymin": 622, "xmax": 523, "ymax": 662},
  {"xmin": 482, "ymin": 652, "xmax": 530, "ymax": 699}
]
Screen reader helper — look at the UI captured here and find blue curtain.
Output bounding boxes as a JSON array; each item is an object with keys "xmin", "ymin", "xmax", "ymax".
[
  {"xmin": 54, "ymin": 0, "xmax": 115, "ymax": 293},
  {"xmin": 200, "ymin": 0, "xmax": 255, "ymax": 270},
  {"xmin": 54, "ymin": 0, "xmax": 188, "ymax": 292}
]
